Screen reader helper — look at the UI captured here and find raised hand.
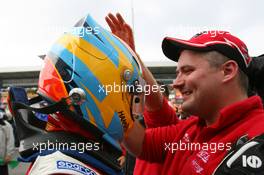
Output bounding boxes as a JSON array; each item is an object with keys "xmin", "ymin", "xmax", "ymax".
[
  {"xmin": 106, "ymin": 13, "xmax": 163, "ymax": 113},
  {"xmin": 105, "ymin": 13, "xmax": 135, "ymax": 52}
]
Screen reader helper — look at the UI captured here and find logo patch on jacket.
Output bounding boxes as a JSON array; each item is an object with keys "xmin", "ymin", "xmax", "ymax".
[{"xmin": 213, "ymin": 134, "xmax": 264, "ymax": 174}]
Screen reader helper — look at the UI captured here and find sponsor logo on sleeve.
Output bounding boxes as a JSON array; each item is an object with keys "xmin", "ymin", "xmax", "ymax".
[{"xmin": 57, "ymin": 160, "xmax": 98, "ymax": 175}]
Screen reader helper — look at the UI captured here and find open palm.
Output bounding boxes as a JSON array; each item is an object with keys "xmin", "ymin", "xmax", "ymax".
[{"xmin": 105, "ymin": 13, "xmax": 135, "ymax": 52}]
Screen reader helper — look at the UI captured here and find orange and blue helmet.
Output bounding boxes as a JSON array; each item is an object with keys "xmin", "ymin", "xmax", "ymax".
[{"xmin": 38, "ymin": 14, "xmax": 144, "ymax": 142}]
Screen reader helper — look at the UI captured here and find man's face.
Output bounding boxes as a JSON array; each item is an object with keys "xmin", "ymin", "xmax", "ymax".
[{"xmin": 173, "ymin": 50, "xmax": 223, "ymax": 117}]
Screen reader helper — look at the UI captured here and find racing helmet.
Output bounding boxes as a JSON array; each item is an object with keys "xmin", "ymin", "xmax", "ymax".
[{"xmin": 38, "ymin": 14, "xmax": 144, "ymax": 142}]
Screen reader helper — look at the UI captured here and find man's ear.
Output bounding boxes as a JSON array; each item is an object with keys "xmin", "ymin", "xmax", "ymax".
[{"xmin": 221, "ymin": 60, "xmax": 239, "ymax": 83}]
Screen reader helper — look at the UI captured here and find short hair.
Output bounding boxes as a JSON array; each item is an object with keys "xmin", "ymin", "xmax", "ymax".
[{"xmin": 203, "ymin": 51, "xmax": 249, "ymax": 93}]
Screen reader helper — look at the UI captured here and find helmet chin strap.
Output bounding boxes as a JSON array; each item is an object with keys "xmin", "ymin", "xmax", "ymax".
[{"xmin": 12, "ymin": 88, "xmax": 86, "ymax": 115}]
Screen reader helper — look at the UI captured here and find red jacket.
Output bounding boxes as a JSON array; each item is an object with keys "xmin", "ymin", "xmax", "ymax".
[
  {"xmin": 134, "ymin": 98, "xmax": 179, "ymax": 175},
  {"xmin": 139, "ymin": 96, "xmax": 264, "ymax": 175}
]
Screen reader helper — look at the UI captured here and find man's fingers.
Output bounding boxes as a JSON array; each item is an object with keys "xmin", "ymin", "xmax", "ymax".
[
  {"xmin": 105, "ymin": 16, "xmax": 116, "ymax": 33},
  {"xmin": 106, "ymin": 12, "xmax": 135, "ymax": 51},
  {"xmin": 116, "ymin": 13, "xmax": 125, "ymax": 25},
  {"xmin": 108, "ymin": 13, "xmax": 121, "ymax": 30}
]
